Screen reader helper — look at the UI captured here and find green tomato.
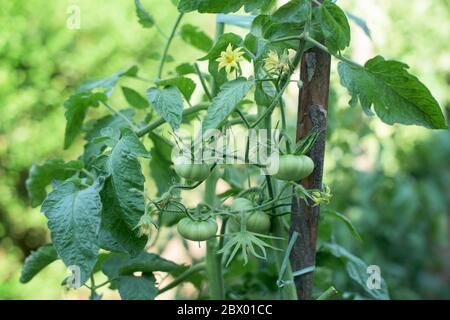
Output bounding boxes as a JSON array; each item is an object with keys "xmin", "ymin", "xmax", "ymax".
[
  {"xmin": 160, "ymin": 207, "xmax": 186, "ymax": 227},
  {"xmin": 273, "ymin": 154, "xmax": 314, "ymax": 181},
  {"xmin": 177, "ymin": 217, "xmax": 218, "ymax": 241},
  {"xmin": 230, "ymin": 198, "xmax": 253, "ymax": 211},
  {"xmin": 174, "ymin": 163, "xmax": 211, "ymax": 181},
  {"xmin": 228, "ymin": 198, "xmax": 271, "ymax": 234},
  {"xmin": 246, "ymin": 211, "xmax": 271, "ymax": 234}
]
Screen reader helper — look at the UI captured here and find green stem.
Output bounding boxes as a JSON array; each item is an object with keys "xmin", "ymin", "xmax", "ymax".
[
  {"xmin": 158, "ymin": 12, "xmax": 184, "ymax": 79},
  {"xmin": 155, "ymin": 23, "xmax": 169, "ymax": 40},
  {"xmin": 226, "ymin": 114, "xmax": 257, "ymax": 127},
  {"xmin": 210, "ymin": 22, "xmax": 225, "ymax": 96},
  {"xmin": 234, "ymin": 109, "xmax": 251, "ymax": 128},
  {"xmin": 276, "ymin": 83, "xmax": 287, "ymax": 132},
  {"xmin": 93, "ymin": 279, "xmax": 111, "ymax": 290},
  {"xmin": 194, "ymin": 63, "xmax": 213, "ymax": 101},
  {"xmin": 89, "ymin": 275, "xmax": 97, "ymax": 299},
  {"xmin": 82, "ymin": 168, "xmax": 95, "ymax": 180},
  {"xmin": 317, "ymin": 286, "xmax": 338, "ymax": 300},
  {"xmin": 270, "ymin": 35, "xmax": 304, "ymax": 43},
  {"xmin": 136, "ymin": 102, "xmax": 209, "ymax": 137},
  {"xmin": 305, "ymin": 36, "xmax": 363, "ymax": 68},
  {"xmin": 266, "ymin": 177, "xmax": 298, "ymax": 300},
  {"xmin": 158, "ymin": 262, "xmax": 206, "ymax": 295},
  {"xmin": 102, "ymin": 101, "xmax": 138, "ymax": 131},
  {"xmin": 203, "ymin": 21, "xmax": 226, "ymax": 300},
  {"xmin": 204, "ymin": 172, "xmax": 225, "ymax": 299},
  {"xmin": 257, "ymin": 100, "xmax": 297, "ymax": 300},
  {"xmin": 255, "ymin": 77, "xmax": 278, "ymax": 82},
  {"xmin": 251, "ymin": 80, "xmax": 290, "ymax": 128}
]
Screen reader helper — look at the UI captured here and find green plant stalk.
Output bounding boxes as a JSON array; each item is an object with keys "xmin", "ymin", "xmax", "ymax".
[
  {"xmin": 204, "ymin": 171, "xmax": 225, "ymax": 299},
  {"xmin": 317, "ymin": 286, "xmax": 338, "ymax": 300},
  {"xmin": 305, "ymin": 35, "xmax": 363, "ymax": 68},
  {"xmin": 259, "ymin": 108, "xmax": 297, "ymax": 300},
  {"xmin": 136, "ymin": 102, "xmax": 209, "ymax": 137},
  {"xmin": 102, "ymin": 101, "xmax": 139, "ymax": 131},
  {"xmin": 202, "ymin": 21, "xmax": 226, "ymax": 300},
  {"xmin": 210, "ymin": 22, "xmax": 225, "ymax": 96},
  {"xmin": 158, "ymin": 262, "xmax": 206, "ymax": 295},
  {"xmin": 158, "ymin": 12, "xmax": 184, "ymax": 78},
  {"xmin": 194, "ymin": 62, "xmax": 213, "ymax": 101}
]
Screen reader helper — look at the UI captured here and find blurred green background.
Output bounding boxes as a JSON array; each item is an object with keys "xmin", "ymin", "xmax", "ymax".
[{"xmin": 0, "ymin": 0, "xmax": 448, "ymax": 299}]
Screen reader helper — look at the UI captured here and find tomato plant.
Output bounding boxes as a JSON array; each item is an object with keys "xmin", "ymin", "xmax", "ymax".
[{"xmin": 20, "ymin": 0, "xmax": 447, "ymax": 301}]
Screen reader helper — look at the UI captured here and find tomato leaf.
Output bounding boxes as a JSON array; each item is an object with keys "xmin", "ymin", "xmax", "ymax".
[
  {"xmin": 149, "ymin": 133, "xmax": 179, "ymax": 196},
  {"xmin": 20, "ymin": 244, "xmax": 59, "ymax": 283},
  {"xmin": 319, "ymin": 0, "xmax": 351, "ymax": 53},
  {"xmin": 115, "ymin": 253, "xmax": 181, "ymax": 276},
  {"xmin": 122, "ymin": 87, "xmax": 149, "ymax": 109},
  {"xmin": 134, "ymin": 0, "xmax": 154, "ymax": 28},
  {"xmin": 322, "ymin": 209, "xmax": 362, "ymax": 242},
  {"xmin": 76, "ymin": 65, "xmax": 139, "ymax": 95},
  {"xmin": 175, "ymin": 63, "xmax": 196, "ymax": 75},
  {"xmin": 293, "ymin": 126, "xmax": 323, "ymax": 155},
  {"xmin": 202, "ymin": 77, "xmax": 255, "ymax": 132},
  {"xmin": 117, "ymin": 275, "xmax": 158, "ymax": 300},
  {"xmin": 271, "ymin": 0, "xmax": 311, "ymax": 24},
  {"xmin": 101, "ymin": 252, "xmax": 183, "ymax": 299},
  {"xmin": 338, "ymin": 56, "xmax": 447, "ymax": 129},
  {"xmin": 97, "ymin": 129, "xmax": 150, "ymax": 256},
  {"xmin": 346, "ymin": 11, "xmax": 371, "ymax": 39},
  {"xmin": 322, "ymin": 243, "xmax": 390, "ymax": 300},
  {"xmin": 41, "ymin": 179, "xmax": 104, "ymax": 286},
  {"xmin": 180, "ymin": 24, "xmax": 213, "ymax": 52},
  {"xmin": 255, "ymin": 80, "xmax": 276, "ymax": 106},
  {"xmin": 323, "ymin": 243, "xmax": 390, "ymax": 300},
  {"xmin": 178, "ymin": 0, "xmax": 272, "ymax": 14},
  {"xmin": 83, "ymin": 109, "xmax": 135, "ymax": 166},
  {"xmin": 146, "ymin": 86, "xmax": 184, "ymax": 130},
  {"xmin": 63, "ymin": 91, "xmax": 107, "ymax": 149},
  {"xmin": 155, "ymin": 77, "xmax": 196, "ymax": 101},
  {"xmin": 26, "ymin": 159, "xmax": 83, "ymax": 207}
]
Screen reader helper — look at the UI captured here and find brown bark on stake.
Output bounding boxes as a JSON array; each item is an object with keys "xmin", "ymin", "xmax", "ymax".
[{"xmin": 290, "ymin": 45, "xmax": 331, "ymax": 300}]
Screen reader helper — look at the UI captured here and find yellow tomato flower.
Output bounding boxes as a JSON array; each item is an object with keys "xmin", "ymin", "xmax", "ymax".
[
  {"xmin": 264, "ymin": 50, "xmax": 290, "ymax": 74},
  {"xmin": 216, "ymin": 44, "xmax": 244, "ymax": 75},
  {"xmin": 264, "ymin": 50, "xmax": 279, "ymax": 70}
]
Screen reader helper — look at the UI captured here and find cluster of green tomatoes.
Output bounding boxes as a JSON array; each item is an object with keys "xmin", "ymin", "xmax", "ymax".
[{"xmin": 169, "ymin": 153, "xmax": 315, "ymax": 242}]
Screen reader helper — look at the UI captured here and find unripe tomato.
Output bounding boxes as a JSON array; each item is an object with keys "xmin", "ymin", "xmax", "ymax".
[
  {"xmin": 160, "ymin": 207, "xmax": 186, "ymax": 227},
  {"xmin": 230, "ymin": 198, "xmax": 253, "ymax": 211},
  {"xmin": 228, "ymin": 198, "xmax": 271, "ymax": 234},
  {"xmin": 246, "ymin": 211, "xmax": 271, "ymax": 234},
  {"xmin": 273, "ymin": 154, "xmax": 314, "ymax": 181},
  {"xmin": 173, "ymin": 163, "xmax": 211, "ymax": 181},
  {"xmin": 177, "ymin": 217, "xmax": 218, "ymax": 241}
]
